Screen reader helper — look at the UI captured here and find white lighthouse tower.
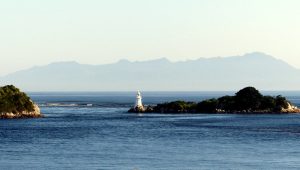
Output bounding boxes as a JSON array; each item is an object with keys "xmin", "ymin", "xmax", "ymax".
[
  {"xmin": 135, "ymin": 90, "xmax": 143, "ymax": 107},
  {"xmin": 134, "ymin": 90, "xmax": 144, "ymax": 111}
]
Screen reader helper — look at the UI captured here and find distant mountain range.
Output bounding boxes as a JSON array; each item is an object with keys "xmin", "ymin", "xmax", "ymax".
[{"xmin": 1, "ymin": 52, "xmax": 300, "ymax": 91}]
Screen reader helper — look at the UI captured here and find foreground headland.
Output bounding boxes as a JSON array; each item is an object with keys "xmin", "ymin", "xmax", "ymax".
[
  {"xmin": 0, "ymin": 85, "xmax": 42, "ymax": 119},
  {"xmin": 129, "ymin": 87, "xmax": 300, "ymax": 114}
]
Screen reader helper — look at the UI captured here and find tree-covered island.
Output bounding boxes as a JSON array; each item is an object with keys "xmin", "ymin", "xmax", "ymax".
[
  {"xmin": 129, "ymin": 87, "xmax": 300, "ymax": 114},
  {"xmin": 0, "ymin": 85, "xmax": 42, "ymax": 118}
]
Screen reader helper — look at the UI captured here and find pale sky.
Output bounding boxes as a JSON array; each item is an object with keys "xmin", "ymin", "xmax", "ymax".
[{"xmin": 1, "ymin": 0, "xmax": 300, "ymax": 76}]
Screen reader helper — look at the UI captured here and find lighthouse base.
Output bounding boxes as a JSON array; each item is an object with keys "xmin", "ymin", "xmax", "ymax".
[
  {"xmin": 135, "ymin": 105, "xmax": 145, "ymax": 112},
  {"xmin": 128, "ymin": 105, "xmax": 155, "ymax": 113},
  {"xmin": 128, "ymin": 105, "xmax": 146, "ymax": 113}
]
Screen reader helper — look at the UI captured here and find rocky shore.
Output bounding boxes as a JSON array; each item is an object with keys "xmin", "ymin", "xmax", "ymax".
[
  {"xmin": 0, "ymin": 104, "xmax": 42, "ymax": 119},
  {"xmin": 129, "ymin": 104, "xmax": 300, "ymax": 114},
  {"xmin": 281, "ymin": 103, "xmax": 300, "ymax": 113},
  {"xmin": 128, "ymin": 101, "xmax": 300, "ymax": 114}
]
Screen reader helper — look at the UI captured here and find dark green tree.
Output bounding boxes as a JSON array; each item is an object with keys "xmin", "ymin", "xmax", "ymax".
[
  {"xmin": 154, "ymin": 101, "xmax": 197, "ymax": 113},
  {"xmin": 217, "ymin": 95, "xmax": 236, "ymax": 112},
  {"xmin": 196, "ymin": 99, "xmax": 218, "ymax": 113},
  {"xmin": 0, "ymin": 85, "xmax": 34, "ymax": 114},
  {"xmin": 259, "ymin": 96, "xmax": 276, "ymax": 111},
  {"xmin": 274, "ymin": 95, "xmax": 289, "ymax": 111},
  {"xmin": 235, "ymin": 87, "xmax": 263, "ymax": 111}
]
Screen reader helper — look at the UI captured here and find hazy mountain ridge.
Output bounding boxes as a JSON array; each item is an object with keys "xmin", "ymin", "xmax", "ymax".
[{"xmin": 1, "ymin": 52, "xmax": 300, "ymax": 91}]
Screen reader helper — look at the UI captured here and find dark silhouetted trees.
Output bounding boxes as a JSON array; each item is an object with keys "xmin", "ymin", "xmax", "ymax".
[
  {"xmin": 235, "ymin": 87, "xmax": 263, "ymax": 111},
  {"xmin": 196, "ymin": 99, "xmax": 218, "ymax": 113}
]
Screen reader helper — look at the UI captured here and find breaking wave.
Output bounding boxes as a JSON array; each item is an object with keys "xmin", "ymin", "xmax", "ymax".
[
  {"xmin": 38, "ymin": 102, "xmax": 132, "ymax": 108},
  {"xmin": 39, "ymin": 103, "xmax": 93, "ymax": 107}
]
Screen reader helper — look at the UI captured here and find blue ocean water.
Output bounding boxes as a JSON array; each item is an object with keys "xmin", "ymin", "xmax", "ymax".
[{"xmin": 1, "ymin": 92, "xmax": 300, "ymax": 170}]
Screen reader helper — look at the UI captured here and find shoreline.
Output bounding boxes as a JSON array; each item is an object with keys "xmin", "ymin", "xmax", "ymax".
[
  {"xmin": 0, "ymin": 104, "xmax": 43, "ymax": 119},
  {"xmin": 128, "ymin": 106, "xmax": 300, "ymax": 114}
]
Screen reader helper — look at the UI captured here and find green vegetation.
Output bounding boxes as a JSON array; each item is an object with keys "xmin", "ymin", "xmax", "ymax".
[
  {"xmin": 154, "ymin": 101, "xmax": 197, "ymax": 113},
  {"xmin": 0, "ymin": 85, "xmax": 34, "ymax": 114},
  {"xmin": 140, "ymin": 87, "xmax": 295, "ymax": 114}
]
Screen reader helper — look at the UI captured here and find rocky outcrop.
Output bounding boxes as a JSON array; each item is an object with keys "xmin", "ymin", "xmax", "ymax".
[
  {"xmin": 128, "ymin": 105, "xmax": 153, "ymax": 113},
  {"xmin": 0, "ymin": 104, "xmax": 42, "ymax": 119},
  {"xmin": 0, "ymin": 85, "xmax": 43, "ymax": 119},
  {"xmin": 281, "ymin": 103, "xmax": 300, "ymax": 113}
]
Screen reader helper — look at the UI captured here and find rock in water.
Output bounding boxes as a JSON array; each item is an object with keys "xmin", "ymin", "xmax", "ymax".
[{"xmin": 0, "ymin": 85, "xmax": 42, "ymax": 119}]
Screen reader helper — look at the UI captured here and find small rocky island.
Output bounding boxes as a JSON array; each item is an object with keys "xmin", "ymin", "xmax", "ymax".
[
  {"xmin": 0, "ymin": 85, "xmax": 42, "ymax": 119},
  {"xmin": 129, "ymin": 87, "xmax": 300, "ymax": 114}
]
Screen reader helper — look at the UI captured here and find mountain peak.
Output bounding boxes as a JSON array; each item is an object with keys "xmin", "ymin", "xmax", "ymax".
[
  {"xmin": 48, "ymin": 61, "xmax": 79, "ymax": 66},
  {"xmin": 243, "ymin": 52, "xmax": 274, "ymax": 60},
  {"xmin": 117, "ymin": 59, "xmax": 131, "ymax": 64},
  {"xmin": 144, "ymin": 57, "xmax": 170, "ymax": 63},
  {"xmin": 117, "ymin": 58, "xmax": 170, "ymax": 64}
]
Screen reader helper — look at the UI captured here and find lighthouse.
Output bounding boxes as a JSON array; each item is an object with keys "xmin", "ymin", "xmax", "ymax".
[
  {"xmin": 135, "ymin": 91, "xmax": 143, "ymax": 107},
  {"xmin": 134, "ymin": 90, "xmax": 144, "ymax": 111}
]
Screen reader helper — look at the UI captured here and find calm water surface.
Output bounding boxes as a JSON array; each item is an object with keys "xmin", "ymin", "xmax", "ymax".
[{"xmin": 1, "ymin": 92, "xmax": 300, "ymax": 170}]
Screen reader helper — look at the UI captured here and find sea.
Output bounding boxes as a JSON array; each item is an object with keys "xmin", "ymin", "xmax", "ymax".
[{"xmin": 1, "ymin": 91, "xmax": 300, "ymax": 170}]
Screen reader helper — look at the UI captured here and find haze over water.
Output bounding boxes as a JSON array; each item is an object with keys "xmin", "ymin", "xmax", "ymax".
[{"xmin": 1, "ymin": 92, "xmax": 300, "ymax": 169}]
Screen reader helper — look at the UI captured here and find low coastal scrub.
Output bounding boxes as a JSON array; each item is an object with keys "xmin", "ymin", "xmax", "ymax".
[
  {"xmin": 0, "ymin": 85, "xmax": 41, "ymax": 118},
  {"xmin": 129, "ymin": 87, "xmax": 300, "ymax": 114}
]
